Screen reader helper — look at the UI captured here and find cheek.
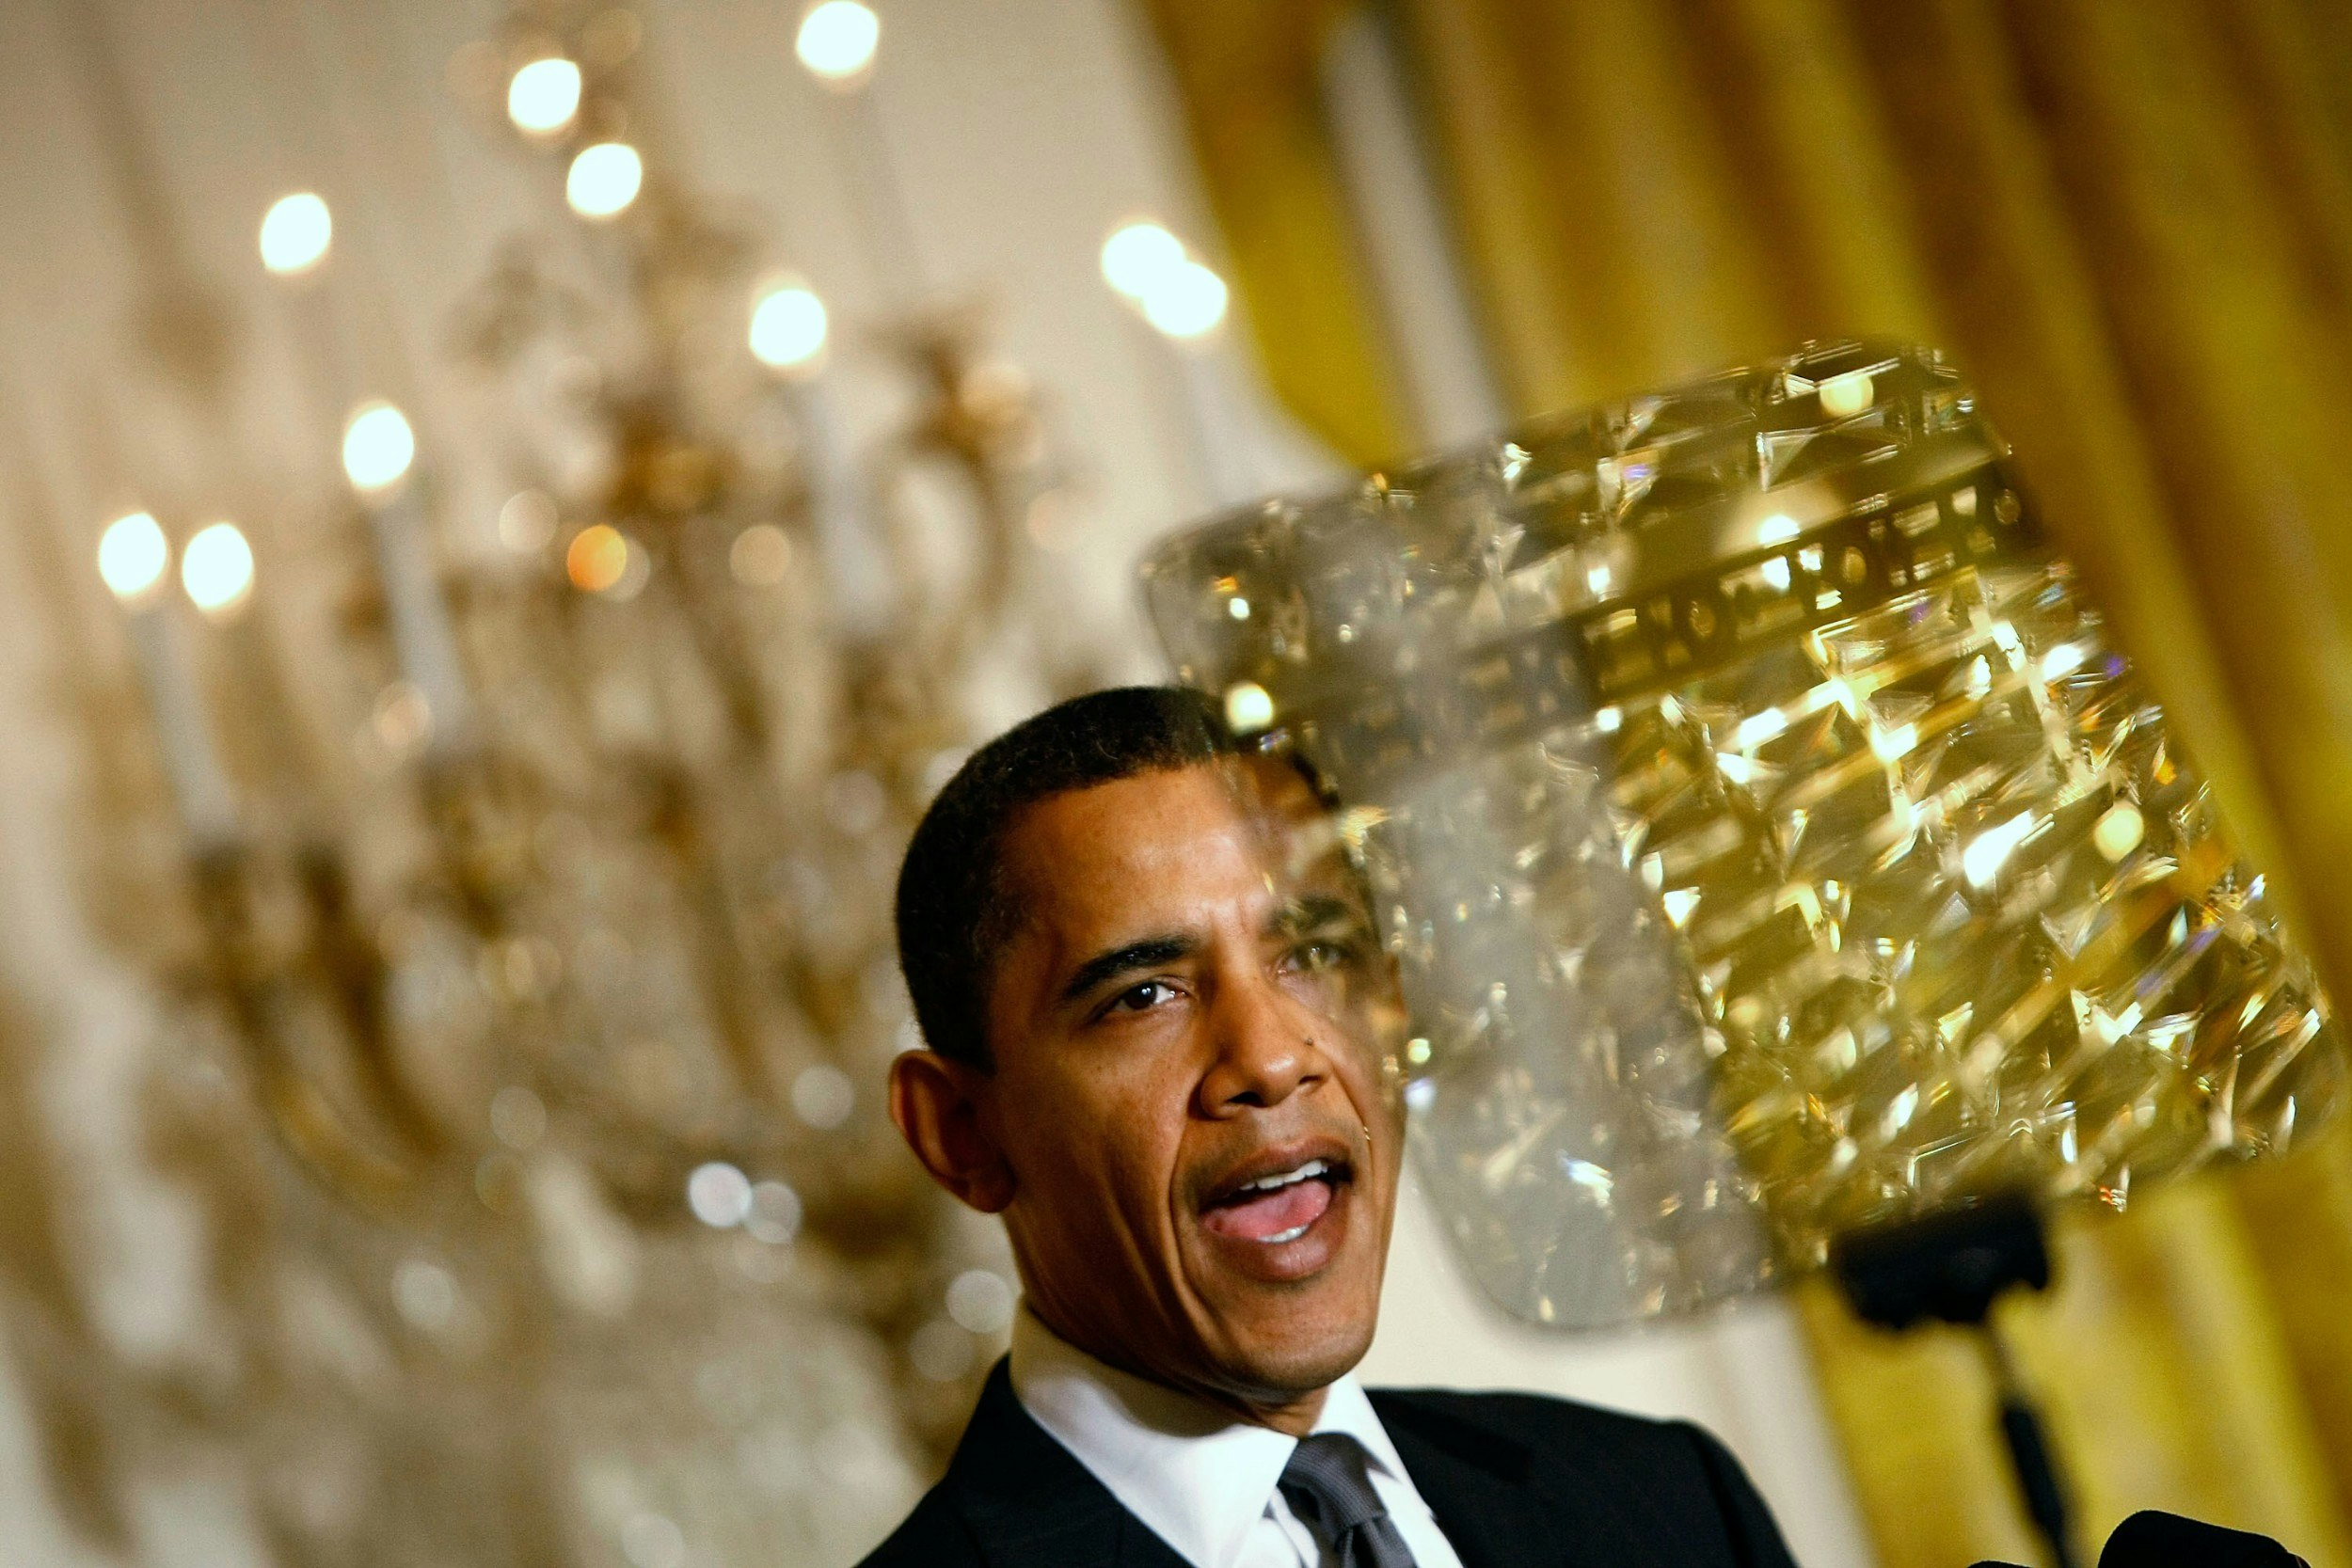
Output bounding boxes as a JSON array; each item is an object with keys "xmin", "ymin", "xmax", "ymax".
[{"xmin": 997, "ymin": 1042, "xmax": 1197, "ymax": 1226}]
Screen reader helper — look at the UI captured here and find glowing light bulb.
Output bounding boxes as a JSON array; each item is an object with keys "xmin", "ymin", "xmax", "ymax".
[
  {"xmin": 1223, "ymin": 681, "xmax": 1274, "ymax": 735},
  {"xmin": 1100, "ymin": 221, "xmax": 1185, "ymax": 301},
  {"xmin": 796, "ymin": 0, "xmax": 880, "ymax": 82},
  {"xmin": 565, "ymin": 142, "xmax": 643, "ymax": 220},
  {"xmin": 748, "ymin": 280, "xmax": 829, "ymax": 372},
  {"xmin": 342, "ymin": 401, "xmax": 417, "ymax": 497},
  {"xmin": 259, "ymin": 192, "xmax": 332, "ymax": 277},
  {"xmin": 1141, "ymin": 260, "xmax": 1230, "ymax": 340},
  {"xmin": 181, "ymin": 522, "xmax": 255, "ymax": 615},
  {"xmin": 507, "ymin": 56, "xmax": 582, "ymax": 135},
  {"xmin": 98, "ymin": 512, "xmax": 169, "ymax": 603}
]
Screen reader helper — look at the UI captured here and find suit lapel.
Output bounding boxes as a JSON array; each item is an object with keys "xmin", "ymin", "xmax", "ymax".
[
  {"xmin": 1373, "ymin": 1393, "xmax": 1605, "ymax": 1568},
  {"xmin": 944, "ymin": 1361, "xmax": 1191, "ymax": 1568}
]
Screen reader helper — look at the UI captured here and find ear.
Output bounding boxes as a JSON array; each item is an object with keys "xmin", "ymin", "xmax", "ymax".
[{"xmin": 888, "ymin": 1049, "xmax": 1016, "ymax": 1213}]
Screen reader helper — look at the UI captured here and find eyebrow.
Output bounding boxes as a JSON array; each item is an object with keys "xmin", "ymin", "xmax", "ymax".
[
  {"xmin": 1270, "ymin": 892, "xmax": 1362, "ymax": 939},
  {"xmin": 1057, "ymin": 934, "xmax": 1197, "ymax": 1006}
]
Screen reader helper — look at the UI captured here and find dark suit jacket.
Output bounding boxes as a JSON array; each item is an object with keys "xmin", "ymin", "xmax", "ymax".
[{"xmin": 858, "ymin": 1360, "xmax": 1802, "ymax": 1568}]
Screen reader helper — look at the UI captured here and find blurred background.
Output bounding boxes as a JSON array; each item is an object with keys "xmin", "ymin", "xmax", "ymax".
[{"xmin": 4, "ymin": 2, "xmax": 2352, "ymax": 1566}]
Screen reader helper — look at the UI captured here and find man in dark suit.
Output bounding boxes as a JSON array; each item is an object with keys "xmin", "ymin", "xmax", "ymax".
[{"xmin": 870, "ymin": 687, "xmax": 1801, "ymax": 1568}]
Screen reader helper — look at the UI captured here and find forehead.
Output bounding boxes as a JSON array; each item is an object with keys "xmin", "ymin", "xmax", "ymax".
[{"xmin": 994, "ymin": 758, "xmax": 1339, "ymax": 939}]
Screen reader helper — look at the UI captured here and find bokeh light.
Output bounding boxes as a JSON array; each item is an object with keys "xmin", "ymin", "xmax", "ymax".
[
  {"xmin": 1140, "ymin": 259, "xmax": 1230, "ymax": 340},
  {"xmin": 2093, "ymin": 800, "xmax": 2146, "ymax": 863},
  {"xmin": 97, "ymin": 512, "xmax": 169, "ymax": 603},
  {"xmin": 1099, "ymin": 220, "xmax": 1184, "ymax": 302},
  {"xmin": 748, "ymin": 280, "xmax": 829, "ymax": 372},
  {"xmin": 565, "ymin": 141, "xmax": 644, "ymax": 220},
  {"xmin": 1223, "ymin": 680, "xmax": 1274, "ymax": 735},
  {"xmin": 487, "ymin": 1085, "xmax": 548, "ymax": 1149},
  {"xmin": 392, "ymin": 1259, "xmax": 459, "ymax": 1332},
  {"xmin": 686, "ymin": 1162, "xmax": 754, "ymax": 1228},
  {"xmin": 565, "ymin": 524, "xmax": 629, "ymax": 593},
  {"xmin": 181, "ymin": 521, "xmax": 255, "ymax": 615},
  {"xmin": 744, "ymin": 1180, "xmax": 803, "ymax": 1244},
  {"xmin": 497, "ymin": 489, "xmax": 560, "ymax": 553},
  {"xmin": 795, "ymin": 1, "xmax": 881, "ymax": 82},
  {"xmin": 791, "ymin": 1063, "xmax": 854, "ymax": 1129},
  {"xmin": 729, "ymin": 523, "xmax": 794, "ymax": 586},
  {"xmin": 909, "ymin": 1317, "xmax": 973, "ymax": 1381},
  {"xmin": 342, "ymin": 401, "xmax": 418, "ymax": 496},
  {"xmin": 507, "ymin": 56, "xmax": 582, "ymax": 135},
  {"xmin": 945, "ymin": 1269, "xmax": 1015, "ymax": 1334},
  {"xmin": 258, "ymin": 192, "xmax": 332, "ymax": 277}
]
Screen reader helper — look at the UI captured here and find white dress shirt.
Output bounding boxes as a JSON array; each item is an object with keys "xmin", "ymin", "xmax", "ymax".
[{"xmin": 1009, "ymin": 1306, "xmax": 1469, "ymax": 1568}]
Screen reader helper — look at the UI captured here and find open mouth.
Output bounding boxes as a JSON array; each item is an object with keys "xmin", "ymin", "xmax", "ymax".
[{"xmin": 1199, "ymin": 1154, "xmax": 1352, "ymax": 1245}]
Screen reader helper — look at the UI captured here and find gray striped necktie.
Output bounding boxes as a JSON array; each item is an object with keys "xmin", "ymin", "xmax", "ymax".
[{"xmin": 1279, "ymin": 1433, "xmax": 1419, "ymax": 1568}]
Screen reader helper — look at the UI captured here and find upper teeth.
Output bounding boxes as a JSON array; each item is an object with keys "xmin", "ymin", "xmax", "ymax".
[{"xmin": 1239, "ymin": 1159, "xmax": 1328, "ymax": 1195}]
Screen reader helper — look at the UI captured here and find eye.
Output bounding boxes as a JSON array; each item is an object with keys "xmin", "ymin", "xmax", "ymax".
[
  {"xmin": 1103, "ymin": 979, "xmax": 1179, "ymax": 1016},
  {"xmin": 1287, "ymin": 938, "xmax": 1357, "ymax": 973}
]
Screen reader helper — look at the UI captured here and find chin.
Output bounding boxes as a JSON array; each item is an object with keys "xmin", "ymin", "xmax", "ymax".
[
  {"xmin": 1205, "ymin": 1276, "xmax": 1382, "ymax": 1402},
  {"xmin": 1245, "ymin": 1324, "xmax": 1375, "ymax": 1399}
]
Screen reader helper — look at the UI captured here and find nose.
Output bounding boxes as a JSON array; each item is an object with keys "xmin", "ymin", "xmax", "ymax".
[{"xmin": 1196, "ymin": 963, "xmax": 1325, "ymax": 1117}]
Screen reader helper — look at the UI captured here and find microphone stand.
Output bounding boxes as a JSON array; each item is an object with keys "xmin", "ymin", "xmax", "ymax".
[{"xmin": 1832, "ymin": 1194, "xmax": 2079, "ymax": 1568}]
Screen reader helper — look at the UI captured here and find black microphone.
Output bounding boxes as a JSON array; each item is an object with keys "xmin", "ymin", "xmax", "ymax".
[
  {"xmin": 1966, "ymin": 1511, "xmax": 2307, "ymax": 1568},
  {"xmin": 2098, "ymin": 1511, "xmax": 2307, "ymax": 1568}
]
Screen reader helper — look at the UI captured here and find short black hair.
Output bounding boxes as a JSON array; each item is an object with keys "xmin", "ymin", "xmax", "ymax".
[{"xmin": 896, "ymin": 686, "xmax": 1240, "ymax": 1070}]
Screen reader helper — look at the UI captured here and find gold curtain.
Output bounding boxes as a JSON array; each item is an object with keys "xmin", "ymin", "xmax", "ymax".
[{"xmin": 1139, "ymin": 2, "xmax": 2352, "ymax": 1563}]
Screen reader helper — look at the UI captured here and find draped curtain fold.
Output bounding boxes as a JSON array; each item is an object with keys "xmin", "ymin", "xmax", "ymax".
[{"xmin": 1139, "ymin": 3, "xmax": 2352, "ymax": 1563}]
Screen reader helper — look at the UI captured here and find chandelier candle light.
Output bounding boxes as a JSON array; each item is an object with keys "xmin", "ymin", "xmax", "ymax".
[
  {"xmin": 259, "ymin": 189, "xmax": 363, "ymax": 436},
  {"xmin": 99, "ymin": 511, "xmax": 239, "ymax": 845},
  {"xmin": 748, "ymin": 275, "xmax": 871, "ymax": 619},
  {"xmin": 342, "ymin": 399, "xmax": 474, "ymax": 752},
  {"xmin": 795, "ymin": 0, "xmax": 923, "ymax": 304},
  {"xmin": 1100, "ymin": 220, "xmax": 1256, "ymax": 510}
]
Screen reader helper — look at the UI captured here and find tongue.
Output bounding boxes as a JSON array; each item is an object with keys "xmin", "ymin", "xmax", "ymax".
[{"xmin": 1202, "ymin": 1178, "xmax": 1333, "ymax": 1242}]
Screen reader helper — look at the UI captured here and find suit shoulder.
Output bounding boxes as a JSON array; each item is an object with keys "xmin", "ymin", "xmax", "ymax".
[
  {"xmin": 1371, "ymin": 1386, "xmax": 1799, "ymax": 1568},
  {"xmin": 1372, "ymin": 1383, "xmax": 1695, "ymax": 1455},
  {"xmin": 854, "ymin": 1483, "xmax": 983, "ymax": 1568}
]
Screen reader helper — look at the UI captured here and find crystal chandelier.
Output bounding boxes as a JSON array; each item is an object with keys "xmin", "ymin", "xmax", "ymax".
[
  {"xmin": 1143, "ymin": 340, "xmax": 2346, "ymax": 1331},
  {"xmin": 62, "ymin": 4, "xmax": 1104, "ymax": 1562}
]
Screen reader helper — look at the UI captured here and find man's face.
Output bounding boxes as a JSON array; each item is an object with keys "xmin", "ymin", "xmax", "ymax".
[{"xmin": 971, "ymin": 759, "xmax": 1406, "ymax": 1412}]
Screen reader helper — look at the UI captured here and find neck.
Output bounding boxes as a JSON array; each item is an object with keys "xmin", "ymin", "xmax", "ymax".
[
  {"xmin": 1021, "ymin": 1297, "xmax": 1334, "ymax": 1437},
  {"xmin": 1232, "ymin": 1385, "xmax": 1328, "ymax": 1438}
]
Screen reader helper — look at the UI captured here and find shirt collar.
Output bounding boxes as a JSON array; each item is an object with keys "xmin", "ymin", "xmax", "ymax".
[
  {"xmin": 1311, "ymin": 1375, "xmax": 1422, "ymax": 1513},
  {"xmin": 1008, "ymin": 1306, "xmax": 1425, "ymax": 1568}
]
